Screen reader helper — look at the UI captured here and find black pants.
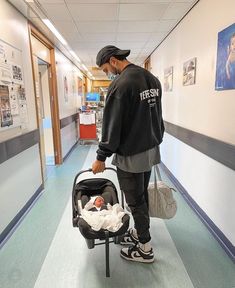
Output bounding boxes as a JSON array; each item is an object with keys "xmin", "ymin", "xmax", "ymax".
[{"xmin": 117, "ymin": 167, "xmax": 151, "ymax": 244}]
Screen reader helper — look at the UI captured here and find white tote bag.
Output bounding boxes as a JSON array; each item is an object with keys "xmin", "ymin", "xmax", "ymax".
[{"xmin": 148, "ymin": 165, "xmax": 177, "ymax": 219}]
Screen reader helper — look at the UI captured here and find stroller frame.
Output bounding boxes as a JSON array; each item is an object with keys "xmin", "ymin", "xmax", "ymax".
[{"xmin": 72, "ymin": 168, "xmax": 128, "ymax": 277}]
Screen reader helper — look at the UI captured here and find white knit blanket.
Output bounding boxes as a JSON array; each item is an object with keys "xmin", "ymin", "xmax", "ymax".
[{"xmin": 81, "ymin": 203, "xmax": 125, "ymax": 232}]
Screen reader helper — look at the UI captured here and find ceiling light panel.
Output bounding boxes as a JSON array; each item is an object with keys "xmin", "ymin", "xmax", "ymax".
[{"xmin": 42, "ymin": 19, "xmax": 67, "ymax": 45}]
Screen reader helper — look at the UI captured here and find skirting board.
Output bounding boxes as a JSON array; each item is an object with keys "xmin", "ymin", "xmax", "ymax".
[
  {"xmin": 160, "ymin": 162, "xmax": 235, "ymax": 263},
  {"xmin": 0, "ymin": 184, "xmax": 44, "ymax": 249},
  {"xmin": 63, "ymin": 141, "xmax": 78, "ymax": 162}
]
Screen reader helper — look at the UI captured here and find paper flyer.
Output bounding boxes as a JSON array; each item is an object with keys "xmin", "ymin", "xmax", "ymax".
[
  {"xmin": 9, "ymin": 85, "xmax": 19, "ymax": 115},
  {"xmin": 12, "ymin": 64, "xmax": 23, "ymax": 84},
  {"xmin": 0, "ymin": 60, "xmax": 12, "ymax": 84},
  {"xmin": 0, "ymin": 85, "xmax": 13, "ymax": 127}
]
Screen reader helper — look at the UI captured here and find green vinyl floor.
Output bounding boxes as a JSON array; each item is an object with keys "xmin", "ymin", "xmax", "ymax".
[{"xmin": 0, "ymin": 144, "xmax": 234, "ymax": 288}]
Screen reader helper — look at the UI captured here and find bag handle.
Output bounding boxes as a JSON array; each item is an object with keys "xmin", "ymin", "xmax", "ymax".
[
  {"xmin": 153, "ymin": 164, "xmax": 162, "ymax": 189},
  {"xmin": 155, "ymin": 165, "xmax": 162, "ymax": 181},
  {"xmin": 154, "ymin": 165, "xmax": 177, "ymax": 192}
]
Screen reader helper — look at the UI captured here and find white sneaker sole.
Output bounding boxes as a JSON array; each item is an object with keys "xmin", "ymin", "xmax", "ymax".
[{"xmin": 120, "ymin": 252, "xmax": 155, "ymax": 263}]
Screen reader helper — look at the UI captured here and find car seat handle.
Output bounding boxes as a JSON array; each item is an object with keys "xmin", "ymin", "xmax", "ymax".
[{"xmin": 72, "ymin": 167, "xmax": 117, "ymax": 193}]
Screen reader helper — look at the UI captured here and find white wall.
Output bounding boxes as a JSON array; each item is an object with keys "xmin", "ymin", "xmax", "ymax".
[
  {"xmin": 0, "ymin": 1, "xmax": 42, "ymax": 235},
  {"xmin": 161, "ymin": 133, "xmax": 235, "ymax": 244},
  {"xmin": 151, "ymin": 0, "xmax": 235, "ymax": 145},
  {"xmin": 61, "ymin": 123, "xmax": 77, "ymax": 158},
  {"xmin": 55, "ymin": 50, "xmax": 83, "ymax": 158},
  {"xmin": 55, "ymin": 50, "xmax": 83, "ymax": 119},
  {"xmin": 0, "ymin": 145, "xmax": 42, "ymax": 234},
  {"xmin": 151, "ymin": 0, "xmax": 235, "ymax": 244}
]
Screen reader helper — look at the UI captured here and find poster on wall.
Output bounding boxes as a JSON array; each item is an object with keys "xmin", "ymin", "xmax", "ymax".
[
  {"xmin": 18, "ymin": 86, "xmax": 28, "ymax": 128},
  {"xmin": 9, "ymin": 85, "xmax": 19, "ymax": 115},
  {"xmin": 64, "ymin": 75, "xmax": 68, "ymax": 102},
  {"xmin": 77, "ymin": 77, "xmax": 83, "ymax": 96},
  {"xmin": 164, "ymin": 66, "xmax": 173, "ymax": 92},
  {"xmin": 215, "ymin": 23, "xmax": 235, "ymax": 90},
  {"xmin": 19, "ymin": 103, "xmax": 28, "ymax": 129},
  {"xmin": 0, "ymin": 60, "xmax": 12, "ymax": 84},
  {"xmin": 0, "ymin": 43, "xmax": 5, "ymax": 59},
  {"xmin": 183, "ymin": 57, "xmax": 196, "ymax": 86},
  {"xmin": 72, "ymin": 75, "xmax": 75, "ymax": 97},
  {"xmin": 18, "ymin": 86, "xmax": 26, "ymax": 101},
  {"xmin": 0, "ymin": 85, "xmax": 13, "ymax": 127},
  {"xmin": 12, "ymin": 64, "xmax": 23, "ymax": 84}
]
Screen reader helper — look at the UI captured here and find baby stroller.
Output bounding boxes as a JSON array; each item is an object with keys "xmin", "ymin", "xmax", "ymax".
[{"xmin": 72, "ymin": 168, "xmax": 130, "ymax": 277}]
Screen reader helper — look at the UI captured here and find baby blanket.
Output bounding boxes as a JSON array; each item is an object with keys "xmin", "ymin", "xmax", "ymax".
[{"xmin": 81, "ymin": 203, "xmax": 126, "ymax": 232}]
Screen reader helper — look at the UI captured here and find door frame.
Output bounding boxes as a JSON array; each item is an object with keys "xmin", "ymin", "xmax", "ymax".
[{"xmin": 28, "ymin": 23, "xmax": 62, "ymax": 165}]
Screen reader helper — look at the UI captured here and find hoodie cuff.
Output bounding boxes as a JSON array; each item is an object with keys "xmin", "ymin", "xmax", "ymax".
[{"xmin": 96, "ymin": 154, "xmax": 106, "ymax": 162}]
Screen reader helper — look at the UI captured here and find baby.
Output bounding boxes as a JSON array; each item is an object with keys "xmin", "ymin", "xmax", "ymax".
[
  {"xmin": 226, "ymin": 33, "xmax": 235, "ymax": 80},
  {"xmin": 81, "ymin": 196, "xmax": 125, "ymax": 232},
  {"xmin": 85, "ymin": 196, "xmax": 108, "ymax": 211}
]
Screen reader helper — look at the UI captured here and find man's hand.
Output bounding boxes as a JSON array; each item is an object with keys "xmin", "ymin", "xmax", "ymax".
[{"xmin": 92, "ymin": 160, "xmax": 106, "ymax": 174}]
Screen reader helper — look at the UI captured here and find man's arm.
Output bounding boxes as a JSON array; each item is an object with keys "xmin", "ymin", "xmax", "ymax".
[{"xmin": 92, "ymin": 86, "xmax": 125, "ymax": 173}]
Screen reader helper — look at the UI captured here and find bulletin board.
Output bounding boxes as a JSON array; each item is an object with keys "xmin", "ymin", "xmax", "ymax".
[{"xmin": 0, "ymin": 38, "xmax": 28, "ymax": 132}]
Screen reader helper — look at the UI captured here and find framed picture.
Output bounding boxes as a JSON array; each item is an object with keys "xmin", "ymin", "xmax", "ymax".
[
  {"xmin": 183, "ymin": 58, "xmax": 196, "ymax": 86},
  {"xmin": 215, "ymin": 23, "xmax": 235, "ymax": 90},
  {"xmin": 77, "ymin": 77, "xmax": 83, "ymax": 96},
  {"xmin": 63, "ymin": 75, "xmax": 68, "ymax": 102},
  {"xmin": 164, "ymin": 66, "xmax": 173, "ymax": 92}
]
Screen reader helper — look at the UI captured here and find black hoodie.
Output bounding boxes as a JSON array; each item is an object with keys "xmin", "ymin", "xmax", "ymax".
[{"xmin": 96, "ymin": 64, "xmax": 164, "ymax": 162}]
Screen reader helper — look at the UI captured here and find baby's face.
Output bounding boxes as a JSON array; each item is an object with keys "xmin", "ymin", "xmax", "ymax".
[
  {"xmin": 230, "ymin": 36, "xmax": 235, "ymax": 52},
  {"xmin": 94, "ymin": 197, "xmax": 104, "ymax": 208}
]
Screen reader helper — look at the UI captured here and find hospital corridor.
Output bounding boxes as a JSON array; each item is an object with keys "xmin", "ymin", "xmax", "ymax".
[{"xmin": 0, "ymin": 0, "xmax": 234, "ymax": 288}]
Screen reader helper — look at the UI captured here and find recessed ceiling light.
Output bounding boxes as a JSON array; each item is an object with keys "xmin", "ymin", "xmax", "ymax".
[
  {"xmin": 42, "ymin": 19, "xmax": 67, "ymax": 46},
  {"xmin": 69, "ymin": 50, "xmax": 81, "ymax": 63},
  {"xmin": 82, "ymin": 64, "xmax": 88, "ymax": 72}
]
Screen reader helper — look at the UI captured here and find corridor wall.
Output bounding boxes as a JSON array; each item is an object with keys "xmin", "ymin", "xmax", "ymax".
[
  {"xmin": 0, "ymin": 1, "xmax": 42, "ymax": 239},
  {"xmin": 151, "ymin": 0, "xmax": 235, "ymax": 250},
  {"xmin": 55, "ymin": 50, "xmax": 83, "ymax": 159}
]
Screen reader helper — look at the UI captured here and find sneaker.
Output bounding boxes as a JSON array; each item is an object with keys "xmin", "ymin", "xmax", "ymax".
[
  {"xmin": 120, "ymin": 243, "xmax": 154, "ymax": 263},
  {"xmin": 120, "ymin": 228, "xmax": 139, "ymax": 245}
]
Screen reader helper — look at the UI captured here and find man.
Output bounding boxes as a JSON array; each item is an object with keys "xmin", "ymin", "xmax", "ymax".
[{"xmin": 92, "ymin": 45, "xmax": 164, "ymax": 263}]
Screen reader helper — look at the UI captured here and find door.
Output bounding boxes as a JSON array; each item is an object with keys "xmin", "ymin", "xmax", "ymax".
[{"xmin": 29, "ymin": 26, "xmax": 62, "ymax": 182}]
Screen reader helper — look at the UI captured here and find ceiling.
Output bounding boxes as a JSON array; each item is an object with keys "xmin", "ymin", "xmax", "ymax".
[{"xmin": 9, "ymin": 0, "xmax": 199, "ymax": 80}]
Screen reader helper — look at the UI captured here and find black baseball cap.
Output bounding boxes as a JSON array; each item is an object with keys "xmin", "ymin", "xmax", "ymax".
[{"xmin": 96, "ymin": 45, "xmax": 130, "ymax": 67}]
